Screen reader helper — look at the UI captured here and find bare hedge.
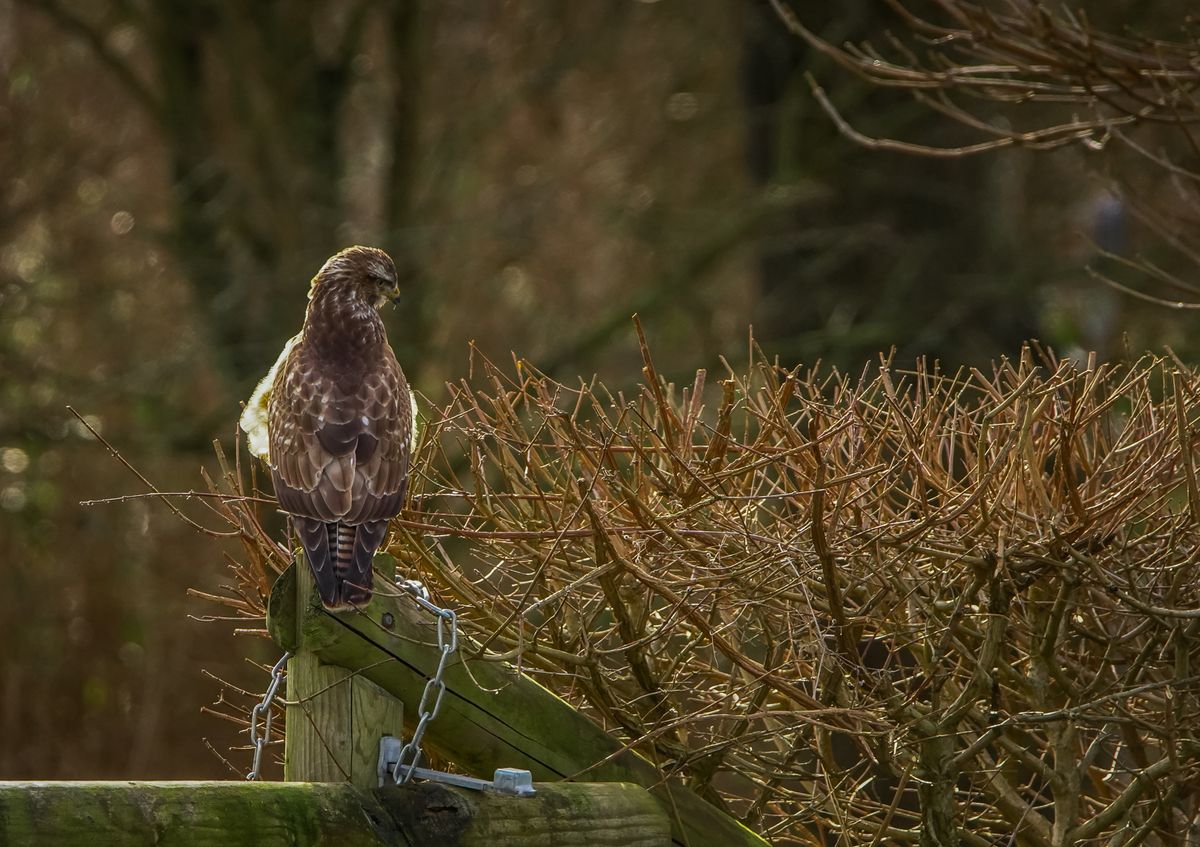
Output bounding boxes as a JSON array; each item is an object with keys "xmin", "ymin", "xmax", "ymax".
[{"xmin": 207, "ymin": 334, "xmax": 1200, "ymax": 845}]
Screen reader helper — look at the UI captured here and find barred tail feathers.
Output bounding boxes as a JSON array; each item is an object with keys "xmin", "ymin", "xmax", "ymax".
[
  {"xmin": 303, "ymin": 520, "xmax": 387, "ymax": 609},
  {"xmin": 341, "ymin": 520, "xmax": 388, "ymax": 607},
  {"xmin": 293, "ymin": 515, "xmax": 339, "ymax": 609},
  {"xmin": 333, "ymin": 523, "xmax": 356, "ymax": 581}
]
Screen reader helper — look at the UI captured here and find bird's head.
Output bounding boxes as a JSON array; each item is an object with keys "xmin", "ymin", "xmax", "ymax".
[{"xmin": 312, "ymin": 245, "xmax": 401, "ymax": 308}]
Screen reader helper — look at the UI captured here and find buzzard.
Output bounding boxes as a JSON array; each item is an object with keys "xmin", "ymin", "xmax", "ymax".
[{"xmin": 241, "ymin": 246, "xmax": 414, "ymax": 609}]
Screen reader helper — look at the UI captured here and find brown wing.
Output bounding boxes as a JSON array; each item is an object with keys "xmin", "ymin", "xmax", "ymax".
[{"xmin": 267, "ymin": 342, "xmax": 412, "ymax": 524}]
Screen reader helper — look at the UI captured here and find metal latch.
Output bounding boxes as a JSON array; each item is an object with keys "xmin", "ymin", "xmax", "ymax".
[{"xmin": 379, "ymin": 736, "xmax": 536, "ymax": 796}]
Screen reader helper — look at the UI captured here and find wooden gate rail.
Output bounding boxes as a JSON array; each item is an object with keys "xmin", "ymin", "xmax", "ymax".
[
  {"xmin": 266, "ymin": 557, "xmax": 770, "ymax": 847},
  {"xmin": 0, "ymin": 779, "xmax": 668, "ymax": 846}
]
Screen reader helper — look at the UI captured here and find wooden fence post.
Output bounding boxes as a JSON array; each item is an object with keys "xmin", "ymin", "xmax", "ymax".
[
  {"xmin": 267, "ymin": 558, "xmax": 770, "ymax": 847},
  {"xmin": 278, "ymin": 553, "xmax": 403, "ymax": 788}
]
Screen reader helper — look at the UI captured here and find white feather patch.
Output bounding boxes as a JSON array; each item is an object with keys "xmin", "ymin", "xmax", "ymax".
[
  {"xmin": 239, "ymin": 333, "xmax": 299, "ymax": 461},
  {"xmin": 410, "ymin": 391, "xmax": 420, "ymax": 452}
]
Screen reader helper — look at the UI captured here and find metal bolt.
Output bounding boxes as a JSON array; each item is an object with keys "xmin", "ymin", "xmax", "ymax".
[
  {"xmin": 382, "ymin": 612, "xmax": 395, "ymax": 630},
  {"xmin": 493, "ymin": 768, "xmax": 537, "ymax": 797}
]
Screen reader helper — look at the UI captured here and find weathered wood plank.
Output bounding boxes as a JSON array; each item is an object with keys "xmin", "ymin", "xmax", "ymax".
[
  {"xmin": 282, "ymin": 554, "xmax": 403, "ymax": 787},
  {"xmin": 266, "ymin": 562, "xmax": 769, "ymax": 847},
  {"xmin": 0, "ymin": 780, "xmax": 669, "ymax": 847},
  {"xmin": 351, "ymin": 677, "xmax": 403, "ymax": 787}
]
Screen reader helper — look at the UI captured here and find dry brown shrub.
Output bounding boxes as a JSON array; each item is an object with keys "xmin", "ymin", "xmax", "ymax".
[{"xmin": 203, "ymin": 332, "xmax": 1200, "ymax": 844}]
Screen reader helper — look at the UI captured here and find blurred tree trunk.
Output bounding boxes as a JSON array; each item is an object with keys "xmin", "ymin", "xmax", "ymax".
[
  {"xmin": 21, "ymin": 0, "xmax": 426, "ymax": 392},
  {"xmin": 739, "ymin": 0, "xmax": 1040, "ymax": 367},
  {"xmin": 378, "ymin": 0, "xmax": 426, "ymax": 369}
]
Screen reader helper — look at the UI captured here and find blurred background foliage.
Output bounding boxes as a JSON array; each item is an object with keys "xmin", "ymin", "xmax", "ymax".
[{"xmin": 0, "ymin": 0, "xmax": 1195, "ymax": 778}]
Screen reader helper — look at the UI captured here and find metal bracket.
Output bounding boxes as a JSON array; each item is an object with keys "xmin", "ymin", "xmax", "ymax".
[{"xmin": 378, "ymin": 736, "xmax": 536, "ymax": 796}]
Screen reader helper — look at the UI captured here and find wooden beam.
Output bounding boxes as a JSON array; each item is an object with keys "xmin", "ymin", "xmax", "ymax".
[
  {"xmin": 266, "ymin": 562, "xmax": 770, "ymax": 847},
  {"xmin": 283, "ymin": 554, "xmax": 403, "ymax": 787},
  {"xmin": 0, "ymin": 780, "xmax": 669, "ymax": 846}
]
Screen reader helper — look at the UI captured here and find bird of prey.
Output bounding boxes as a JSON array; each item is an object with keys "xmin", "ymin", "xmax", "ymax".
[{"xmin": 240, "ymin": 246, "xmax": 415, "ymax": 609}]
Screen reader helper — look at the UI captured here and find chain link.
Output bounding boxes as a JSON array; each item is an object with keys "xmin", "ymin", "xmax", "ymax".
[
  {"xmin": 246, "ymin": 650, "xmax": 291, "ymax": 781},
  {"xmin": 391, "ymin": 578, "xmax": 458, "ymax": 785}
]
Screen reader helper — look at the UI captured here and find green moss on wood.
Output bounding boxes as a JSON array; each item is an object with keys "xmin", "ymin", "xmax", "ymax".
[
  {"xmin": 0, "ymin": 782, "xmax": 387, "ymax": 847},
  {"xmin": 0, "ymin": 780, "xmax": 669, "ymax": 847}
]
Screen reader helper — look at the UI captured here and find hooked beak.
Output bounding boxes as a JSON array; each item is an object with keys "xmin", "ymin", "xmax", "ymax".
[{"xmin": 388, "ymin": 286, "xmax": 403, "ymax": 305}]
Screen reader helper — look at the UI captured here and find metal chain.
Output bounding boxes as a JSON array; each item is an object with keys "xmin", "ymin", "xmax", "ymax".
[
  {"xmin": 246, "ymin": 650, "xmax": 291, "ymax": 781},
  {"xmin": 391, "ymin": 578, "xmax": 458, "ymax": 785}
]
